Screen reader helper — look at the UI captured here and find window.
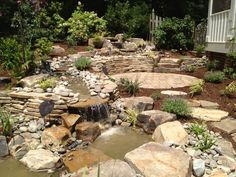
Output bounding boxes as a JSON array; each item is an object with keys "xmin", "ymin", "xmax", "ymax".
[{"xmin": 212, "ymin": 0, "xmax": 231, "ymax": 14}]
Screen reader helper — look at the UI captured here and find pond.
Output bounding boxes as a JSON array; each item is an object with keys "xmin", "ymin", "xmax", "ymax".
[
  {"xmin": 0, "ymin": 157, "xmax": 60, "ymax": 177},
  {"xmin": 90, "ymin": 127, "xmax": 152, "ymax": 159}
]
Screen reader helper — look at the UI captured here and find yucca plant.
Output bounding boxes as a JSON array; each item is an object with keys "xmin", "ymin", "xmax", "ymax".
[
  {"xmin": 125, "ymin": 109, "xmax": 139, "ymax": 127},
  {"xmin": 119, "ymin": 78, "xmax": 140, "ymax": 96},
  {"xmin": 0, "ymin": 107, "xmax": 14, "ymax": 136}
]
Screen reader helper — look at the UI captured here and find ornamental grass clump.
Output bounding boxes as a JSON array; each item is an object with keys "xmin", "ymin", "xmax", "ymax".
[
  {"xmin": 125, "ymin": 109, "xmax": 139, "ymax": 127},
  {"xmin": 204, "ymin": 71, "xmax": 226, "ymax": 83},
  {"xmin": 0, "ymin": 107, "xmax": 14, "ymax": 136},
  {"xmin": 74, "ymin": 56, "xmax": 92, "ymax": 71},
  {"xmin": 221, "ymin": 81, "xmax": 236, "ymax": 96},
  {"xmin": 119, "ymin": 78, "xmax": 140, "ymax": 96},
  {"xmin": 161, "ymin": 98, "xmax": 191, "ymax": 118}
]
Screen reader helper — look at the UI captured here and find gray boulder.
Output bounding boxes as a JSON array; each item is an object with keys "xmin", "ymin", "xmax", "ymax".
[{"xmin": 0, "ymin": 136, "xmax": 9, "ymax": 157}]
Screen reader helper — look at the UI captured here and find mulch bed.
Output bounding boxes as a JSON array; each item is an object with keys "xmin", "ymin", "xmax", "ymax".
[{"xmin": 119, "ymin": 68, "xmax": 236, "ymax": 118}]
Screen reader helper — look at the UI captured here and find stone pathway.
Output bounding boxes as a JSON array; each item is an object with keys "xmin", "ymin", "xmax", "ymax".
[{"xmin": 111, "ymin": 72, "xmax": 199, "ymax": 89}]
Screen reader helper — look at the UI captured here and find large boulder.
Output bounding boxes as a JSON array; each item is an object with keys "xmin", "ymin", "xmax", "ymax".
[
  {"xmin": 152, "ymin": 121, "xmax": 188, "ymax": 145},
  {"xmin": 122, "ymin": 42, "xmax": 138, "ymax": 52},
  {"xmin": 41, "ymin": 126, "xmax": 71, "ymax": 151},
  {"xmin": 77, "ymin": 159, "xmax": 136, "ymax": 177},
  {"xmin": 114, "ymin": 97, "xmax": 154, "ymax": 111},
  {"xmin": 0, "ymin": 136, "xmax": 9, "ymax": 157},
  {"xmin": 137, "ymin": 110, "xmax": 176, "ymax": 134},
  {"xmin": 63, "ymin": 148, "xmax": 110, "ymax": 172},
  {"xmin": 20, "ymin": 149, "xmax": 60, "ymax": 172},
  {"xmin": 129, "ymin": 38, "xmax": 145, "ymax": 47},
  {"xmin": 50, "ymin": 45, "xmax": 65, "ymax": 56},
  {"xmin": 61, "ymin": 113, "xmax": 81, "ymax": 129},
  {"xmin": 124, "ymin": 142, "xmax": 192, "ymax": 177},
  {"xmin": 19, "ymin": 74, "xmax": 48, "ymax": 87},
  {"xmin": 75, "ymin": 122, "xmax": 101, "ymax": 142}
]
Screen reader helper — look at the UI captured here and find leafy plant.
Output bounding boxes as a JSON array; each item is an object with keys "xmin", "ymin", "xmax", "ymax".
[
  {"xmin": 39, "ymin": 78, "xmax": 56, "ymax": 91},
  {"xmin": 0, "ymin": 37, "xmax": 32, "ymax": 79},
  {"xmin": 74, "ymin": 56, "xmax": 92, "ymax": 71},
  {"xmin": 161, "ymin": 98, "xmax": 192, "ymax": 117},
  {"xmin": 196, "ymin": 133, "xmax": 216, "ymax": 151},
  {"xmin": 188, "ymin": 123, "xmax": 207, "ymax": 136},
  {"xmin": 63, "ymin": 2, "xmax": 107, "ymax": 43},
  {"xmin": 154, "ymin": 15, "xmax": 194, "ymax": 50},
  {"xmin": 125, "ymin": 109, "xmax": 139, "ymax": 127},
  {"xmin": 119, "ymin": 78, "xmax": 140, "ymax": 96},
  {"xmin": 185, "ymin": 65, "xmax": 196, "ymax": 73},
  {"xmin": 195, "ymin": 44, "xmax": 205, "ymax": 57},
  {"xmin": 150, "ymin": 91, "xmax": 161, "ymax": 101},
  {"xmin": 207, "ymin": 60, "xmax": 220, "ymax": 71},
  {"xmin": 189, "ymin": 79, "xmax": 204, "ymax": 97},
  {"xmin": 0, "ymin": 107, "xmax": 14, "ymax": 136},
  {"xmin": 221, "ymin": 81, "xmax": 236, "ymax": 96},
  {"xmin": 204, "ymin": 71, "xmax": 226, "ymax": 83},
  {"xmin": 34, "ymin": 37, "xmax": 53, "ymax": 61},
  {"xmin": 105, "ymin": 1, "xmax": 150, "ymax": 38},
  {"xmin": 93, "ymin": 35, "xmax": 104, "ymax": 49}
]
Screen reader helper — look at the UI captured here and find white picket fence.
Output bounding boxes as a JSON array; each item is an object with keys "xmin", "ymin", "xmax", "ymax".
[{"xmin": 149, "ymin": 9, "xmax": 165, "ymax": 42}]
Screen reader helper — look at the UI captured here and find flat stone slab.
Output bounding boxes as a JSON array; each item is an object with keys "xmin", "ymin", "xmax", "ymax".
[
  {"xmin": 191, "ymin": 108, "xmax": 229, "ymax": 122},
  {"xmin": 211, "ymin": 118, "xmax": 236, "ymax": 135},
  {"xmin": 161, "ymin": 90, "xmax": 187, "ymax": 96},
  {"xmin": 199, "ymin": 100, "xmax": 219, "ymax": 109},
  {"xmin": 112, "ymin": 73, "xmax": 199, "ymax": 89},
  {"xmin": 124, "ymin": 142, "xmax": 192, "ymax": 177}
]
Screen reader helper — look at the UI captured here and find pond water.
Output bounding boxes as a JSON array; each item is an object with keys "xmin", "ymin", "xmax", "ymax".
[
  {"xmin": 90, "ymin": 127, "xmax": 152, "ymax": 159},
  {"xmin": 0, "ymin": 157, "xmax": 60, "ymax": 177}
]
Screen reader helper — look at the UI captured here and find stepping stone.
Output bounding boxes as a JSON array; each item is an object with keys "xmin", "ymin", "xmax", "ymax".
[
  {"xmin": 111, "ymin": 73, "xmax": 199, "ymax": 89},
  {"xmin": 124, "ymin": 142, "xmax": 192, "ymax": 177},
  {"xmin": 210, "ymin": 118, "xmax": 236, "ymax": 135},
  {"xmin": 217, "ymin": 139, "xmax": 236, "ymax": 159},
  {"xmin": 159, "ymin": 58, "xmax": 180, "ymax": 64},
  {"xmin": 199, "ymin": 100, "xmax": 219, "ymax": 109},
  {"xmin": 161, "ymin": 90, "xmax": 187, "ymax": 97},
  {"xmin": 191, "ymin": 108, "xmax": 229, "ymax": 122}
]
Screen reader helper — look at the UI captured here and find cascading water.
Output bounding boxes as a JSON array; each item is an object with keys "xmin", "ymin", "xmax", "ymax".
[{"xmin": 87, "ymin": 103, "xmax": 110, "ymax": 121}]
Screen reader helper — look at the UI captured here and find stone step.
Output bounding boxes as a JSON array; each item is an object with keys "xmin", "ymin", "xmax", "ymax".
[
  {"xmin": 153, "ymin": 67, "xmax": 180, "ymax": 73},
  {"xmin": 159, "ymin": 58, "xmax": 181, "ymax": 64},
  {"xmin": 158, "ymin": 63, "xmax": 179, "ymax": 68}
]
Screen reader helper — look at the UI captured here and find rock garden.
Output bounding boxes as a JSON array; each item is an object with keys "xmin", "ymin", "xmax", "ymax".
[{"xmin": 0, "ymin": 1, "xmax": 236, "ymax": 177}]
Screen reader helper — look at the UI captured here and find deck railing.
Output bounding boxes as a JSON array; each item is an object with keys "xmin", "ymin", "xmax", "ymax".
[{"xmin": 208, "ymin": 10, "xmax": 230, "ymax": 43}]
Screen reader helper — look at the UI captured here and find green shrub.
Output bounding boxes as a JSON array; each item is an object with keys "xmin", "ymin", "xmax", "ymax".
[
  {"xmin": 35, "ymin": 1, "xmax": 65, "ymax": 41},
  {"xmin": 0, "ymin": 37, "xmax": 32, "ymax": 78},
  {"xmin": 105, "ymin": 1, "xmax": 150, "ymax": 37},
  {"xmin": 153, "ymin": 16, "xmax": 194, "ymax": 50},
  {"xmin": 39, "ymin": 78, "xmax": 56, "ymax": 91},
  {"xmin": 0, "ymin": 107, "xmax": 14, "ymax": 136},
  {"xmin": 74, "ymin": 57, "xmax": 92, "ymax": 71},
  {"xmin": 221, "ymin": 81, "xmax": 236, "ymax": 96},
  {"xmin": 207, "ymin": 60, "xmax": 220, "ymax": 71},
  {"xmin": 195, "ymin": 44, "xmax": 205, "ymax": 57},
  {"xmin": 150, "ymin": 91, "xmax": 161, "ymax": 101},
  {"xmin": 204, "ymin": 71, "xmax": 226, "ymax": 83},
  {"xmin": 34, "ymin": 37, "xmax": 53, "ymax": 61},
  {"xmin": 93, "ymin": 35, "xmax": 104, "ymax": 49},
  {"xmin": 185, "ymin": 65, "xmax": 196, "ymax": 73},
  {"xmin": 125, "ymin": 109, "xmax": 139, "ymax": 127},
  {"xmin": 189, "ymin": 79, "xmax": 204, "ymax": 97},
  {"xmin": 161, "ymin": 98, "xmax": 191, "ymax": 117},
  {"xmin": 63, "ymin": 2, "xmax": 107, "ymax": 43},
  {"xmin": 119, "ymin": 78, "xmax": 140, "ymax": 96}
]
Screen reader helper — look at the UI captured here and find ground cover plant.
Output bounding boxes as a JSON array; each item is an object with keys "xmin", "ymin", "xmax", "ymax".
[
  {"xmin": 39, "ymin": 78, "xmax": 56, "ymax": 91},
  {"xmin": 161, "ymin": 98, "xmax": 191, "ymax": 118},
  {"xmin": 74, "ymin": 56, "xmax": 92, "ymax": 71},
  {"xmin": 204, "ymin": 71, "xmax": 226, "ymax": 83},
  {"xmin": 189, "ymin": 79, "xmax": 204, "ymax": 97}
]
